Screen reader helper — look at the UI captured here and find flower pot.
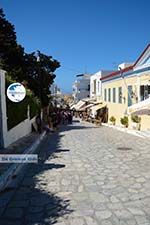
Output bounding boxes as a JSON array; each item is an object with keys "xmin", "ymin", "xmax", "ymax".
[
  {"xmin": 110, "ymin": 122, "xmax": 115, "ymax": 126},
  {"xmin": 132, "ymin": 122, "xmax": 140, "ymax": 130}
]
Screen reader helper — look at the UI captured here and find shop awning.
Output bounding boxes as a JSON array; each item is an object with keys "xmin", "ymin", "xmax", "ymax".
[
  {"xmin": 128, "ymin": 98, "xmax": 150, "ymax": 115},
  {"xmin": 79, "ymin": 103, "xmax": 95, "ymax": 111},
  {"xmin": 70, "ymin": 104, "xmax": 76, "ymax": 109},
  {"xmin": 72, "ymin": 100, "xmax": 86, "ymax": 111},
  {"xmin": 90, "ymin": 103, "xmax": 106, "ymax": 112}
]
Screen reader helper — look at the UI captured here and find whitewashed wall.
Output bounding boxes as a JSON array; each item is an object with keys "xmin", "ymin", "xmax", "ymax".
[
  {"xmin": 90, "ymin": 72, "xmax": 102, "ymax": 99},
  {"xmin": 4, "ymin": 116, "xmax": 35, "ymax": 147},
  {"xmin": 72, "ymin": 77, "xmax": 90, "ymax": 102},
  {"xmin": 0, "ymin": 70, "xmax": 7, "ymax": 147},
  {"xmin": 0, "ymin": 69, "xmax": 36, "ymax": 148},
  {"xmin": 90, "ymin": 70, "xmax": 114, "ymax": 101}
]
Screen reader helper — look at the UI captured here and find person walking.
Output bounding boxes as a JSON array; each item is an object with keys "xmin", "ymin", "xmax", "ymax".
[{"xmin": 35, "ymin": 111, "xmax": 42, "ymax": 133}]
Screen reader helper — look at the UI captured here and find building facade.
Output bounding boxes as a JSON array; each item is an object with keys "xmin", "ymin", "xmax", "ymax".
[
  {"xmin": 50, "ymin": 83, "xmax": 61, "ymax": 96},
  {"xmin": 90, "ymin": 70, "xmax": 114, "ymax": 102},
  {"xmin": 72, "ymin": 74, "xmax": 91, "ymax": 102},
  {"xmin": 101, "ymin": 44, "xmax": 150, "ymax": 131}
]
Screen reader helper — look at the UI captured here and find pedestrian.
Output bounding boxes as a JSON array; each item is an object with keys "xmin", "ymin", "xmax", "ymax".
[
  {"xmin": 35, "ymin": 111, "xmax": 42, "ymax": 133},
  {"xmin": 68, "ymin": 111, "xmax": 73, "ymax": 124},
  {"xmin": 51, "ymin": 109, "xmax": 58, "ymax": 131}
]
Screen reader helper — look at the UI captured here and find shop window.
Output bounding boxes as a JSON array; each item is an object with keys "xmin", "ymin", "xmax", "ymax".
[{"xmin": 140, "ymin": 85, "xmax": 150, "ymax": 101}]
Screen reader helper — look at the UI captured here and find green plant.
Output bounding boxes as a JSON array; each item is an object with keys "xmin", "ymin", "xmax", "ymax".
[
  {"xmin": 120, "ymin": 116, "xmax": 129, "ymax": 127},
  {"xmin": 131, "ymin": 114, "xmax": 141, "ymax": 123},
  {"xmin": 28, "ymin": 95, "xmax": 40, "ymax": 119},
  {"xmin": 7, "ymin": 97, "xmax": 28, "ymax": 130},
  {"xmin": 109, "ymin": 116, "xmax": 116, "ymax": 125},
  {"xmin": 1, "ymin": 9, "xmax": 60, "ymax": 107}
]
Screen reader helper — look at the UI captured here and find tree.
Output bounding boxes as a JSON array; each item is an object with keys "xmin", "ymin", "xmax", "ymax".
[
  {"xmin": 0, "ymin": 8, "xmax": 61, "ymax": 107},
  {"xmin": 24, "ymin": 51, "xmax": 60, "ymax": 107},
  {"xmin": 0, "ymin": 8, "xmax": 17, "ymax": 59},
  {"xmin": 0, "ymin": 8, "xmax": 26, "ymax": 80}
]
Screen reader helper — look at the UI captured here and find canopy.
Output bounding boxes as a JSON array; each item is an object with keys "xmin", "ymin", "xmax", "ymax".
[
  {"xmin": 90, "ymin": 103, "xmax": 106, "ymax": 112},
  {"xmin": 90, "ymin": 103, "xmax": 106, "ymax": 116},
  {"xmin": 71, "ymin": 100, "xmax": 86, "ymax": 111},
  {"xmin": 128, "ymin": 98, "xmax": 150, "ymax": 115},
  {"xmin": 79, "ymin": 103, "xmax": 95, "ymax": 111},
  {"xmin": 70, "ymin": 104, "xmax": 76, "ymax": 110}
]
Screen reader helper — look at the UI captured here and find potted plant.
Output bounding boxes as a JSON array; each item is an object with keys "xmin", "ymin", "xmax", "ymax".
[
  {"xmin": 120, "ymin": 116, "xmax": 129, "ymax": 128},
  {"xmin": 109, "ymin": 116, "xmax": 116, "ymax": 125},
  {"xmin": 131, "ymin": 114, "xmax": 141, "ymax": 130}
]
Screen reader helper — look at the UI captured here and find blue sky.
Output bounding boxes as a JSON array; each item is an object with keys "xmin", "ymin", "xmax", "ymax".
[{"xmin": 0, "ymin": 0, "xmax": 150, "ymax": 93}]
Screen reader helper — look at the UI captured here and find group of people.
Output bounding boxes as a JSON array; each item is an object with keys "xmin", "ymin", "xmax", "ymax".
[
  {"xmin": 35, "ymin": 108, "xmax": 73, "ymax": 133},
  {"xmin": 48, "ymin": 108, "xmax": 73, "ymax": 130}
]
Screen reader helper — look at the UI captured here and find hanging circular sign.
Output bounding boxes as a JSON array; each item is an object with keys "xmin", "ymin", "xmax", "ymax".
[{"xmin": 7, "ymin": 83, "xmax": 26, "ymax": 102}]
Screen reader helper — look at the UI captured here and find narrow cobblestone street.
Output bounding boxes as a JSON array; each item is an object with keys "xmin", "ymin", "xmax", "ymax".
[{"xmin": 1, "ymin": 120, "xmax": 150, "ymax": 225}]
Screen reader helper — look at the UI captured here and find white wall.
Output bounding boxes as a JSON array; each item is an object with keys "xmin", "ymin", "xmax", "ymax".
[
  {"xmin": 90, "ymin": 71, "xmax": 102, "ymax": 99},
  {"xmin": 0, "ymin": 70, "xmax": 7, "ymax": 147},
  {"xmin": 118, "ymin": 62, "xmax": 133, "ymax": 70},
  {"xmin": 4, "ymin": 116, "xmax": 35, "ymax": 147},
  {"xmin": 0, "ymin": 69, "xmax": 36, "ymax": 148},
  {"xmin": 72, "ymin": 75, "xmax": 90, "ymax": 102},
  {"xmin": 90, "ymin": 70, "xmax": 115, "ymax": 100}
]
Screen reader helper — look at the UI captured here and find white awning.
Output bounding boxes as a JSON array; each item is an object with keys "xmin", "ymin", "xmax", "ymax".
[
  {"xmin": 79, "ymin": 103, "xmax": 95, "ymax": 111},
  {"xmin": 70, "ymin": 104, "xmax": 76, "ymax": 109},
  {"xmin": 71, "ymin": 100, "xmax": 86, "ymax": 111},
  {"xmin": 90, "ymin": 103, "xmax": 105, "ymax": 111},
  {"xmin": 82, "ymin": 98, "xmax": 98, "ymax": 104},
  {"xmin": 128, "ymin": 98, "xmax": 150, "ymax": 115}
]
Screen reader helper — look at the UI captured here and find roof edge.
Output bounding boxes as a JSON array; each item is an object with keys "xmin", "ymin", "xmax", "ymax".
[
  {"xmin": 100, "ymin": 43, "xmax": 150, "ymax": 81},
  {"xmin": 100, "ymin": 66, "xmax": 133, "ymax": 81}
]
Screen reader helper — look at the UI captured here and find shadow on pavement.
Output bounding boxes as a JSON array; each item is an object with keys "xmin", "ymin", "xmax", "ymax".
[
  {"xmin": 60, "ymin": 124, "xmax": 100, "ymax": 132},
  {"xmin": 0, "ymin": 127, "xmax": 74, "ymax": 225},
  {"xmin": 0, "ymin": 121, "xmax": 95, "ymax": 224}
]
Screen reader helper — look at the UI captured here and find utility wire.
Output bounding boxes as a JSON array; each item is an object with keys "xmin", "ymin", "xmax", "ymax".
[{"xmin": 61, "ymin": 66, "xmax": 82, "ymax": 73}]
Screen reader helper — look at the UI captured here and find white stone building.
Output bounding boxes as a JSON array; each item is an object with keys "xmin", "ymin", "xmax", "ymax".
[
  {"xmin": 90, "ymin": 70, "xmax": 113, "ymax": 102},
  {"xmin": 72, "ymin": 74, "xmax": 91, "ymax": 102},
  {"xmin": 50, "ymin": 83, "xmax": 61, "ymax": 96}
]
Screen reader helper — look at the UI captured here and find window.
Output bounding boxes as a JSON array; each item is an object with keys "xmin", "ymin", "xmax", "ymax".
[
  {"xmin": 108, "ymin": 88, "xmax": 111, "ymax": 102},
  {"xmin": 113, "ymin": 88, "xmax": 116, "ymax": 103},
  {"xmin": 104, "ymin": 89, "xmax": 107, "ymax": 101},
  {"xmin": 128, "ymin": 85, "xmax": 132, "ymax": 106},
  {"xmin": 118, "ymin": 87, "xmax": 122, "ymax": 103},
  {"xmin": 140, "ymin": 85, "xmax": 150, "ymax": 101},
  {"xmin": 93, "ymin": 80, "xmax": 96, "ymax": 94},
  {"xmin": 98, "ymin": 81, "xmax": 100, "ymax": 92}
]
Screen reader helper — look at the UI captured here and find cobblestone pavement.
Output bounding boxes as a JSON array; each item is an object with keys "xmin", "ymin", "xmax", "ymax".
[{"xmin": 1, "ymin": 120, "xmax": 150, "ymax": 225}]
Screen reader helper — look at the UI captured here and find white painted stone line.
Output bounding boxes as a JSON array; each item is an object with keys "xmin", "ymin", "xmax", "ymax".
[{"xmin": 101, "ymin": 123, "xmax": 149, "ymax": 139}]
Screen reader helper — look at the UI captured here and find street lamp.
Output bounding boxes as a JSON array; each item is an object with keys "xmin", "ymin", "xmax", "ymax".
[
  {"xmin": 35, "ymin": 51, "xmax": 42, "ymax": 109},
  {"xmin": 34, "ymin": 51, "xmax": 43, "ymax": 132},
  {"xmin": 118, "ymin": 66, "xmax": 132, "ymax": 102}
]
